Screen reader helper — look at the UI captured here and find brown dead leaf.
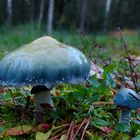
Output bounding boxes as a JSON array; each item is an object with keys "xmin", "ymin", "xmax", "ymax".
[
  {"xmin": 37, "ymin": 124, "xmax": 52, "ymax": 132},
  {"xmin": 2, "ymin": 125, "xmax": 35, "ymax": 137}
]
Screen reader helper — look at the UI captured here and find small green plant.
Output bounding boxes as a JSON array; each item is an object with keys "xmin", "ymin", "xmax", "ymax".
[{"xmin": 0, "ymin": 24, "xmax": 140, "ymax": 139}]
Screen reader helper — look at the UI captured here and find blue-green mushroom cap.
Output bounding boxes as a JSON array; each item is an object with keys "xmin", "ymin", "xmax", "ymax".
[
  {"xmin": 0, "ymin": 36, "xmax": 90, "ymax": 87},
  {"xmin": 114, "ymin": 88, "xmax": 140, "ymax": 109}
]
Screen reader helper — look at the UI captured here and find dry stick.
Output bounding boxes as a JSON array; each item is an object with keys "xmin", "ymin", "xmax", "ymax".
[
  {"xmin": 0, "ymin": 119, "xmax": 22, "ymax": 126},
  {"xmin": 69, "ymin": 121, "xmax": 75, "ymax": 140},
  {"xmin": 49, "ymin": 124, "xmax": 70, "ymax": 139},
  {"xmin": 93, "ymin": 101, "xmax": 114, "ymax": 106},
  {"xmin": 72, "ymin": 118, "xmax": 87, "ymax": 139},
  {"xmin": 0, "ymin": 100, "xmax": 15, "ymax": 108},
  {"xmin": 67, "ymin": 121, "xmax": 73, "ymax": 138},
  {"xmin": 71, "ymin": 101, "xmax": 114, "ymax": 139},
  {"xmin": 88, "ymin": 43, "xmax": 104, "ymax": 77},
  {"xmin": 73, "ymin": 103, "xmax": 95, "ymax": 139},
  {"xmin": 67, "ymin": 121, "xmax": 75, "ymax": 140},
  {"xmin": 0, "ymin": 120, "xmax": 8, "ymax": 125},
  {"xmin": 79, "ymin": 103, "xmax": 96, "ymax": 139},
  {"xmin": 80, "ymin": 102, "xmax": 101, "ymax": 139},
  {"xmin": 119, "ymin": 29, "xmax": 138, "ymax": 92},
  {"xmin": 49, "ymin": 133, "xmax": 62, "ymax": 140},
  {"xmin": 47, "ymin": 124, "xmax": 69, "ymax": 139},
  {"xmin": 90, "ymin": 44, "xmax": 104, "ymax": 72},
  {"xmin": 80, "ymin": 117, "xmax": 91, "ymax": 140},
  {"xmin": 90, "ymin": 57, "xmax": 102, "ymax": 77},
  {"xmin": 79, "ymin": 33, "xmax": 101, "ymax": 75}
]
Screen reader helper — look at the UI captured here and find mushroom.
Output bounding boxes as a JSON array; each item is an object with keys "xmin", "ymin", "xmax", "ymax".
[
  {"xmin": 114, "ymin": 87, "xmax": 140, "ymax": 132},
  {"xmin": 0, "ymin": 36, "xmax": 90, "ymax": 112}
]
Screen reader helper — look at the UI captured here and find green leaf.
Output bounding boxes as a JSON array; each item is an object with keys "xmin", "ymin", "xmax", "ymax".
[
  {"xmin": 104, "ymin": 63, "xmax": 116, "ymax": 73},
  {"xmin": 89, "ymin": 76, "xmax": 100, "ymax": 87},
  {"xmin": 2, "ymin": 91, "xmax": 12, "ymax": 100},
  {"xmin": 91, "ymin": 117, "xmax": 111, "ymax": 127},
  {"xmin": 36, "ymin": 129, "xmax": 52, "ymax": 140},
  {"xmin": 133, "ymin": 119, "xmax": 140, "ymax": 125},
  {"xmin": 7, "ymin": 137, "xmax": 17, "ymax": 140},
  {"xmin": 89, "ymin": 94, "xmax": 103, "ymax": 102},
  {"xmin": 115, "ymin": 123, "xmax": 130, "ymax": 132}
]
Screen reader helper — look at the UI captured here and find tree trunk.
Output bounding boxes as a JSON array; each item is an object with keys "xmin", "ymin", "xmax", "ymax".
[
  {"xmin": 116, "ymin": 0, "xmax": 120, "ymax": 4},
  {"xmin": 6, "ymin": 0, "xmax": 12, "ymax": 25},
  {"xmin": 78, "ymin": 0, "xmax": 86, "ymax": 34},
  {"xmin": 47, "ymin": 0, "xmax": 54, "ymax": 34},
  {"xmin": 38, "ymin": 0, "xmax": 45, "ymax": 27},
  {"xmin": 103, "ymin": 0, "xmax": 112, "ymax": 32},
  {"xmin": 58, "ymin": 0, "xmax": 64, "ymax": 18},
  {"xmin": 30, "ymin": 0, "xmax": 35, "ymax": 23}
]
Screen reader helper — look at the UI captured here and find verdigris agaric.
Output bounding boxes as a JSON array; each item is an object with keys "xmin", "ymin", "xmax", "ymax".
[
  {"xmin": 0, "ymin": 36, "xmax": 90, "ymax": 112},
  {"xmin": 114, "ymin": 87, "xmax": 140, "ymax": 132}
]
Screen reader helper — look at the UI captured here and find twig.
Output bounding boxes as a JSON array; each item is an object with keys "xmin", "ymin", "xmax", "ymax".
[
  {"xmin": 0, "ymin": 120, "xmax": 8, "ymax": 125},
  {"xmin": 67, "ymin": 121, "xmax": 73, "ymax": 138},
  {"xmin": 0, "ymin": 118, "xmax": 22, "ymax": 125},
  {"xmin": 0, "ymin": 100, "xmax": 15, "ymax": 108},
  {"xmin": 50, "ymin": 124, "xmax": 69, "ymax": 138},
  {"xmin": 73, "ymin": 103, "xmax": 95, "ymax": 139},
  {"xmin": 80, "ymin": 117, "xmax": 91, "ymax": 140},
  {"xmin": 72, "ymin": 118, "xmax": 87, "ymax": 139},
  {"xmin": 78, "ymin": 33, "xmax": 101, "ymax": 74},
  {"xmin": 69, "ymin": 121, "xmax": 75, "ymax": 140},
  {"xmin": 49, "ymin": 133, "xmax": 62, "ymax": 140},
  {"xmin": 118, "ymin": 28, "xmax": 138, "ymax": 92},
  {"xmin": 79, "ymin": 104, "xmax": 93, "ymax": 140},
  {"xmin": 93, "ymin": 101, "xmax": 114, "ymax": 106}
]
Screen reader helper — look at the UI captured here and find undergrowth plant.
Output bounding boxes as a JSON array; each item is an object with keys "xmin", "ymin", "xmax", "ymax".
[{"xmin": 0, "ymin": 24, "xmax": 140, "ymax": 139}]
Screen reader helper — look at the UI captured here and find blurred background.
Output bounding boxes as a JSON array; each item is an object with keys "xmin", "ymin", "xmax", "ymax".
[
  {"xmin": 0, "ymin": 0, "xmax": 140, "ymax": 58},
  {"xmin": 1, "ymin": 0, "xmax": 140, "ymax": 33}
]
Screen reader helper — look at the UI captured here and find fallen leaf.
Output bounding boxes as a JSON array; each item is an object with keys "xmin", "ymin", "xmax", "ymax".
[
  {"xmin": 60, "ymin": 134, "xmax": 67, "ymax": 140},
  {"xmin": 36, "ymin": 129, "xmax": 52, "ymax": 140},
  {"xmin": 2, "ymin": 125, "xmax": 35, "ymax": 137},
  {"xmin": 37, "ymin": 124, "xmax": 51, "ymax": 132}
]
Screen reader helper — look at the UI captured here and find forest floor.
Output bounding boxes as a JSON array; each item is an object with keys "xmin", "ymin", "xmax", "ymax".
[{"xmin": 0, "ymin": 24, "xmax": 140, "ymax": 139}]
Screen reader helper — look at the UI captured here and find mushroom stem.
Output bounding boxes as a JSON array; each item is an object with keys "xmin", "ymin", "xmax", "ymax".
[
  {"xmin": 34, "ymin": 90, "xmax": 54, "ymax": 112},
  {"xmin": 120, "ymin": 109, "xmax": 131, "ymax": 131},
  {"xmin": 31, "ymin": 85, "xmax": 55, "ymax": 112}
]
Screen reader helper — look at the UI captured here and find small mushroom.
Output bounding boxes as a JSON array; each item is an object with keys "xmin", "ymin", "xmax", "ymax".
[
  {"xmin": 0, "ymin": 36, "xmax": 90, "ymax": 112},
  {"xmin": 114, "ymin": 88, "xmax": 140, "ymax": 132}
]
